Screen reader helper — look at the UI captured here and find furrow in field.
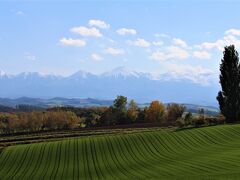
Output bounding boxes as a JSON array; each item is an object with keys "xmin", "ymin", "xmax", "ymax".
[
  {"xmin": 111, "ymin": 135, "xmax": 146, "ymax": 178},
  {"xmin": 97, "ymin": 136, "xmax": 116, "ymax": 179},
  {"xmin": 52, "ymin": 141, "xmax": 63, "ymax": 179},
  {"xmin": 17, "ymin": 143, "xmax": 44, "ymax": 179},
  {"xmin": 2, "ymin": 125, "xmax": 240, "ymax": 179},
  {"xmin": 104, "ymin": 136, "xmax": 130, "ymax": 179},
  {"xmin": 41, "ymin": 142, "xmax": 55, "ymax": 179},
  {"xmin": 0, "ymin": 146, "xmax": 22, "ymax": 177},
  {"xmin": 28, "ymin": 143, "xmax": 47, "ymax": 179},
  {"xmin": 5, "ymin": 146, "xmax": 30, "ymax": 179},
  {"xmin": 90, "ymin": 137, "xmax": 105, "ymax": 179},
  {"xmin": 86, "ymin": 137, "xmax": 100, "ymax": 179}
]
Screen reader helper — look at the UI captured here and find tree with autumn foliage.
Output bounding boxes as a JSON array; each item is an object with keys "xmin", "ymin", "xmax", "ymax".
[{"xmin": 145, "ymin": 101, "xmax": 166, "ymax": 123}]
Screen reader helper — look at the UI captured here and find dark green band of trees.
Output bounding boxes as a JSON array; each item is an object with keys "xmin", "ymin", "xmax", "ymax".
[{"xmin": 217, "ymin": 45, "xmax": 240, "ymax": 122}]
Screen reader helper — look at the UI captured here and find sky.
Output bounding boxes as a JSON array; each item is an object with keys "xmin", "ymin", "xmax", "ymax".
[{"xmin": 1, "ymin": 0, "xmax": 240, "ymax": 83}]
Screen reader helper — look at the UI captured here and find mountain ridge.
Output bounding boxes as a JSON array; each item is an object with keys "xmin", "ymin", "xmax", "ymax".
[{"xmin": 0, "ymin": 66, "xmax": 219, "ymax": 106}]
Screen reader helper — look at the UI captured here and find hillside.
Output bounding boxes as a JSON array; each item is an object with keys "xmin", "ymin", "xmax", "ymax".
[{"xmin": 1, "ymin": 124, "xmax": 240, "ymax": 179}]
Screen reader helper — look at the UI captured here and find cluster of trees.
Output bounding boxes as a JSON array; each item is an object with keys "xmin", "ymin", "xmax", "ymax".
[
  {"xmin": 175, "ymin": 109, "xmax": 225, "ymax": 128},
  {"xmin": 96, "ymin": 96, "xmax": 186, "ymax": 126},
  {"xmin": 48, "ymin": 106, "xmax": 107, "ymax": 128},
  {"xmin": 0, "ymin": 96, "xmax": 188, "ymax": 134},
  {"xmin": 0, "ymin": 111, "xmax": 81, "ymax": 134}
]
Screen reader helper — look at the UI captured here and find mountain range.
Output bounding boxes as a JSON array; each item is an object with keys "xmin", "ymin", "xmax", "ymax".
[{"xmin": 0, "ymin": 66, "xmax": 219, "ymax": 106}]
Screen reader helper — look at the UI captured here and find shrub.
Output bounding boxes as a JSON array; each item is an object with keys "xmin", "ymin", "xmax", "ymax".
[
  {"xmin": 192, "ymin": 117, "xmax": 205, "ymax": 127},
  {"xmin": 175, "ymin": 118, "xmax": 185, "ymax": 128},
  {"xmin": 183, "ymin": 112, "xmax": 193, "ymax": 126},
  {"xmin": 205, "ymin": 115, "xmax": 225, "ymax": 126}
]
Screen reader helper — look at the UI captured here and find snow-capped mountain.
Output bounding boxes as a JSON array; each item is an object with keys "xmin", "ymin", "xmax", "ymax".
[
  {"xmin": 102, "ymin": 66, "xmax": 147, "ymax": 78},
  {"xmin": 68, "ymin": 70, "xmax": 96, "ymax": 80},
  {"xmin": 0, "ymin": 67, "xmax": 219, "ymax": 106},
  {"xmin": 0, "ymin": 70, "xmax": 12, "ymax": 79}
]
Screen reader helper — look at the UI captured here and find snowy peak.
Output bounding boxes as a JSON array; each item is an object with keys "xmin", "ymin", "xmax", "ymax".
[
  {"xmin": 0, "ymin": 70, "xmax": 6, "ymax": 76},
  {"xmin": 0, "ymin": 70, "xmax": 12, "ymax": 78},
  {"xmin": 69, "ymin": 70, "xmax": 95, "ymax": 80},
  {"xmin": 102, "ymin": 66, "xmax": 142, "ymax": 78},
  {"xmin": 0, "ymin": 66, "xmax": 217, "ymax": 86}
]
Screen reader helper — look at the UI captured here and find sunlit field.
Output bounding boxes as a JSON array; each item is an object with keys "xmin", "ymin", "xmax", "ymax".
[{"xmin": 1, "ymin": 125, "xmax": 240, "ymax": 179}]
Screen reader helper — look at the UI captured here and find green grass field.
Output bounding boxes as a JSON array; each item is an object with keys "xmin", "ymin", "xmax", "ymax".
[{"xmin": 1, "ymin": 125, "xmax": 240, "ymax": 179}]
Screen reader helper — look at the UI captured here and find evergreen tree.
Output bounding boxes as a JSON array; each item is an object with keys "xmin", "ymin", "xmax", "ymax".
[{"xmin": 217, "ymin": 45, "xmax": 240, "ymax": 122}]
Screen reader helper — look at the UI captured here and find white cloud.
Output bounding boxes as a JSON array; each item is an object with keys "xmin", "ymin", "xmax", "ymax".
[
  {"xmin": 116, "ymin": 28, "xmax": 137, "ymax": 35},
  {"xmin": 150, "ymin": 46, "xmax": 189, "ymax": 61},
  {"xmin": 173, "ymin": 38, "xmax": 188, "ymax": 48},
  {"xmin": 71, "ymin": 26, "xmax": 102, "ymax": 37},
  {"xmin": 225, "ymin": 28, "xmax": 240, "ymax": 36},
  {"xmin": 198, "ymin": 35, "xmax": 240, "ymax": 51},
  {"xmin": 88, "ymin": 19, "xmax": 110, "ymax": 29},
  {"xmin": 105, "ymin": 47, "xmax": 125, "ymax": 55},
  {"xmin": 198, "ymin": 29, "xmax": 240, "ymax": 51},
  {"xmin": 129, "ymin": 38, "xmax": 151, "ymax": 47},
  {"xmin": 150, "ymin": 51, "xmax": 166, "ymax": 61},
  {"xmin": 166, "ymin": 64, "xmax": 216, "ymax": 85},
  {"xmin": 152, "ymin": 41, "xmax": 164, "ymax": 46},
  {"xmin": 60, "ymin": 38, "xmax": 86, "ymax": 47},
  {"xmin": 166, "ymin": 46, "xmax": 189, "ymax": 59},
  {"xmin": 25, "ymin": 53, "xmax": 36, "ymax": 61},
  {"xmin": 198, "ymin": 39, "xmax": 225, "ymax": 51},
  {"xmin": 91, "ymin": 53, "xmax": 102, "ymax": 61},
  {"xmin": 16, "ymin": 11, "xmax": 24, "ymax": 15},
  {"xmin": 223, "ymin": 34, "xmax": 240, "ymax": 48},
  {"xmin": 193, "ymin": 51, "xmax": 211, "ymax": 59}
]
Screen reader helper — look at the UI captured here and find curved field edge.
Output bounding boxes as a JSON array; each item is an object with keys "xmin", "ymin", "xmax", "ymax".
[
  {"xmin": 1, "ymin": 125, "xmax": 240, "ymax": 179},
  {"xmin": 0, "ymin": 127, "xmax": 166, "ymax": 148}
]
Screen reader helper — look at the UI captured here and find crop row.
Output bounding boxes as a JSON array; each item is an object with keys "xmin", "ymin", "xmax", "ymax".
[{"xmin": 1, "ymin": 125, "xmax": 240, "ymax": 179}]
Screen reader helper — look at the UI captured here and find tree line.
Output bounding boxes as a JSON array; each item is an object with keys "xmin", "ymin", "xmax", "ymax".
[
  {"xmin": 0, "ymin": 111, "xmax": 80, "ymax": 134},
  {"xmin": 0, "ymin": 95, "xmax": 225, "ymax": 134}
]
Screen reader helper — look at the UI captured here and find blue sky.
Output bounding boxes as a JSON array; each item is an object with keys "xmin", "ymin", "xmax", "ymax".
[{"xmin": 1, "ymin": 0, "xmax": 240, "ymax": 84}]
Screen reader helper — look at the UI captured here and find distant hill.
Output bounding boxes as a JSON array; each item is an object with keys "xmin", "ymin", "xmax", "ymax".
[
  {"xmin": 0, "ymin": 66, "xmax": 219, "ymax": 106},
  {"xmin": 0, "ymin": 97, "xmax": 113, "ymax": 108},
  {"xmin": 0, "ymin": 97, "xmax": 219, "ymax": 115}
]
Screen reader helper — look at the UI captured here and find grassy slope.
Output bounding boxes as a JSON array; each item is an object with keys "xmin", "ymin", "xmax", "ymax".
[{"xmin": 1, "ymin": 125, "xmax": 240, "ymax": 179}]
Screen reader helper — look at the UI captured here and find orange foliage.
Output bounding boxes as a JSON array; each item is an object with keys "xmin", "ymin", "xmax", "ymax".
[{"xmin": 145, "ymin": 101, "xmax": 165, "ymax": 122}]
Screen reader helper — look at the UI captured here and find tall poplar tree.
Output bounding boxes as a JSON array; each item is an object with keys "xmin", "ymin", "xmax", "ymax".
[{"xmin": 217, "ymin": 45, "xmax": 240, "ymax": 122}]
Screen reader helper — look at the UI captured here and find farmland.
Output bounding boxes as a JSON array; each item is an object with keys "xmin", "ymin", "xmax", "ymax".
[{"xmin": 1, "ymin": 125, "xmax": 240, "ymax": 179}]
